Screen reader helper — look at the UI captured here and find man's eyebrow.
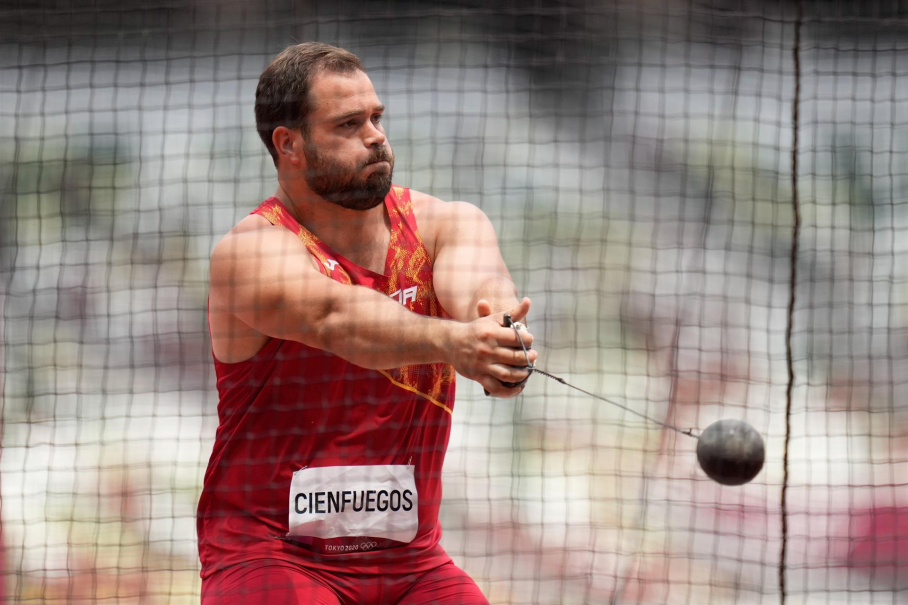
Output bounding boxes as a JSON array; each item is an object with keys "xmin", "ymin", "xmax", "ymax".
[{"xmin": 329, "ymin": 105, "xmax": 385, "ymax": 123}]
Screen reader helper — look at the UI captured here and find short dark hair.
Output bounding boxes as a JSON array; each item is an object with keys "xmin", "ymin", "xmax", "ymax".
[{"xmin": 255, "ymin": 42, "xmax": 364, "ymax": 166}]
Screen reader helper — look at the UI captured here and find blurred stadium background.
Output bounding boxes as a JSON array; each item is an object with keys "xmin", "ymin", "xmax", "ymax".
[{"xmin": 2, "ymin": 0, "xmax": 908, "ymax": 603}]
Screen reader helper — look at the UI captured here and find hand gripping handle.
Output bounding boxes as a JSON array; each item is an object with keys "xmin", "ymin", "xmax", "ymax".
[{"xmin": 483, "ymin": 313, "xmax": 534, "ymax": 396}]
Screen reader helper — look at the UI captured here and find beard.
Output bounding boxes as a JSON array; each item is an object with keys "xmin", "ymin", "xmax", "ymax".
[{"xmin": 303, "ymin": 145, "xmax": 394, "ymax": 211}]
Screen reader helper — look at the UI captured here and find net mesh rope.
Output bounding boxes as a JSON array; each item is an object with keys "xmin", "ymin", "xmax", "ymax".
[{"xmin": 2, "ymin": 1, "xmax": 907, "ymax": 603}]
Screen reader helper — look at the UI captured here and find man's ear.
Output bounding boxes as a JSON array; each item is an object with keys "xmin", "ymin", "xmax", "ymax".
[{"xmin": 272, "ymin": 126, "xmax": 303, "ymax": 168}]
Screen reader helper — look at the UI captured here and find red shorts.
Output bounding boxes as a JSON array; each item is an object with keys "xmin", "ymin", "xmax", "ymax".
[{"xmin": 201, "ymin": 559, "xmax": 489, "ymax": 605}]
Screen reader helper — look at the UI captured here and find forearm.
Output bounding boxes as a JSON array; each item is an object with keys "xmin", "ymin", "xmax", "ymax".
[
  {"xmin": 312, "ymin": 284, "xmax": 458, "ymax": 370},
  {"xmin": 467, "ymin": 275, "xmax": 520, "ymax": 319}
]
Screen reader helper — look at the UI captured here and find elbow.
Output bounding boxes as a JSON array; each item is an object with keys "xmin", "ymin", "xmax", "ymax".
[
  {"xmin": 309, "ymin": 296, "xmax": 350, "ymax": 357},
  {"xmin": 309, "ymin": 297, "xmax": 404, "ymax": 371},
  {"xmin": 259, "ymin": 288, "xmax": 338, "ymax": 351}
]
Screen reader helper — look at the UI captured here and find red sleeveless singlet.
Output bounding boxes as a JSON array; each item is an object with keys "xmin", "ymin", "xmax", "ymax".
[{"xmin": 197, "ymin": 186, "xmax": 457, "ymax": 577}]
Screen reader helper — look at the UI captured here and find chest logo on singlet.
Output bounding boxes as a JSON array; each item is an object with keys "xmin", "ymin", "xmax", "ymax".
[
  {"xmin": 390, "ymin": 286, "xmax": 418, "ymax": 305},
  {"xmin": 288, "ymin": 465, "xmax": 418, "ymax": 543},
  {"xmin": 324, "ymin": 259, "xmax": 339, "ymax": 271}
]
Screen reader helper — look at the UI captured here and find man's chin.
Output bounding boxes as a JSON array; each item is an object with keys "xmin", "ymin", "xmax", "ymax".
[
  {"xmin": 336, "ymin": 196, "xmax": 385, "ymax": 211},
  {"xmin": 326, "ymin": 188, "xmax": 390, "ymax": 212},
  {"xmin": 345, "ymin": 176, "xmax": 393, "ymax": 211},
  {"xmin": 307, "ymin": 170, "xmax": 393, "ymax": 211}
]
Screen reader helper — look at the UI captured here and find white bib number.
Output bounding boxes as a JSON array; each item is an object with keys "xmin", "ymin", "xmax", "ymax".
[{"xmin": 288, "ymin": 464, "xmax": 418, "ymax": 543}]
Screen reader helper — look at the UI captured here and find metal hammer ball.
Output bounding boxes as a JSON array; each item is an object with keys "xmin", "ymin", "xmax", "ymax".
[{"xmin": 696, "ymin": 420, "xmax": 765, "ymax": 486}]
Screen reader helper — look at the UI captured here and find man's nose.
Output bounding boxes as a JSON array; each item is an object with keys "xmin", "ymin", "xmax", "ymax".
[{"xmin": 363, "ymin": 121, "xmax": 386, "ymax": 148}]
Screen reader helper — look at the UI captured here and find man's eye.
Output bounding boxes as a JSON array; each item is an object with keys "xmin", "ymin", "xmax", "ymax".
[
  {"xmin": 342, "ymin": 120, "xmax": 357, "ymax": 127},
  {"xmin": 372, "ymin": 114, "xmax": 382, "ymax": 123}
]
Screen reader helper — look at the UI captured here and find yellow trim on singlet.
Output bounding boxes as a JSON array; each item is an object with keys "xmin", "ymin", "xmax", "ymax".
[{"xmin": 377, "ymin": 370, "xmax": 453, "ymax": 415}]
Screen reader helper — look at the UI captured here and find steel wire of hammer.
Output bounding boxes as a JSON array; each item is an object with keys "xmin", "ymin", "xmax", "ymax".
[{"xmin": 500, "ymin": 313, "xmax": 698, "ymax": 439}]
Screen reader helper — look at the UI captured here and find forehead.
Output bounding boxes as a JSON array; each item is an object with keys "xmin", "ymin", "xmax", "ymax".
[{"xmin": 308, "ymin": 70, "xmax": 380, "ymax": 118}]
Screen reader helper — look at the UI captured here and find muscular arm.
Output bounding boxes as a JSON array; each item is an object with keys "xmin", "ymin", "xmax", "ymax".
[
  {"xmin": 416, "ymin": 194, "xmax": 535, "ymax": 396},
  {"xmin": 208, "ymin": 217, "xmax": 533, "ymax": 393},
  {"xmin": 427, "ymin": 198, "xmax": 521, "ymax": 321}
]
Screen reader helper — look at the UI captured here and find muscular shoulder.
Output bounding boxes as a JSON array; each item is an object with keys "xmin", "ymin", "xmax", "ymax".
[
  {"xmin": 210, "ymin": 213, "xmax": 314, "ymax": 283},
  {"xmin": 409, "ymin": 190, "xmax": 490, "ymax": 261},
  {"xmin": 229, "ymin": 212, "xmax": 277, "ymax": 236}
]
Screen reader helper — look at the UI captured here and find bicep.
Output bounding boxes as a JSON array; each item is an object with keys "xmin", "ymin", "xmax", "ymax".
[
  {"xmin": 208, "ymin": 228, "xmax": 339, "ymax": 346},
  {"xmin": 431, "ymin": 202, "xmax": 515, "ymax": 321}
]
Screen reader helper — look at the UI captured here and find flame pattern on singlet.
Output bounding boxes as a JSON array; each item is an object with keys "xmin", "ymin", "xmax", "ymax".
[{"xmin": 252, "ymin": 187, "xmax": 456, "ymax": 412}]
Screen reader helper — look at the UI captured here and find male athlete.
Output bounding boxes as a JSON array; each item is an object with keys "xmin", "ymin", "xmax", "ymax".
[{"xmin": 198, "ymin": 42, "xmax": 536, "ymax": 604}]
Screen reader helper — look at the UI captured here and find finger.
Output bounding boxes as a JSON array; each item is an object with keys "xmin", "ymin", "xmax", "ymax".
[
  {"xmin": 506, "ymin": 297, "xmax": 531, "ymax": 323},
  {"xmin": 495, "ymin": 328, "xmax": 535, "ymax": 349},
  {"xmin": 510, "ymin": 347, "xmax": 537, "ymax": 366},
  {"xmin": 508, "ymin": 329, "xmax": 535, "ymax": 348},
  {"xmin": 486, "ymin": 363, "xmax": 533, "ymax": 383},
  {"xmin": 478, "ymin": 375, "xmax": 525, "ymax": 398},
  {"xmin": 492, "ymin": 383, "xmax": 526, "ymax": 399},
  {"xmin": 477, "ymin": 375, "xmax": 506, "ymax": 397},
  {"xmin": 476, "ymin": 299, "xmax": 493, "ymax": 318},
  {"xmin": 488, "ymin": 345, "xmax": 536, "ymax": 368}
]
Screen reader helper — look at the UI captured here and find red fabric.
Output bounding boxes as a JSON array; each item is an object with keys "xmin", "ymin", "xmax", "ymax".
[
  {"xmin": 198, "ymin": 187, "xmax": 456, "ymax": 578},
  {"xmin": 201, "ymin": 560, "xmax": 488, "ymax": 605}
]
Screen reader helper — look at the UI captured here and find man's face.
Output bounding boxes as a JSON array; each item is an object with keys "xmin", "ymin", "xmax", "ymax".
[{"xmin": 301, "ymin": 70, "xmax": 394, "ymax": 211}]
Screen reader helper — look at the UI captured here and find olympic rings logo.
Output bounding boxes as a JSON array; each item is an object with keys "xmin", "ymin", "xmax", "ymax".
[{"xmin": 358, "ymin": 541, "xmax": 378, "ymax": 551}]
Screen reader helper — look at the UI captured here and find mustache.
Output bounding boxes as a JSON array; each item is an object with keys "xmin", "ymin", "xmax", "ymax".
[{"xmin": 362, "ymin": 148, "xmax": 393, "ymax": 167}]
